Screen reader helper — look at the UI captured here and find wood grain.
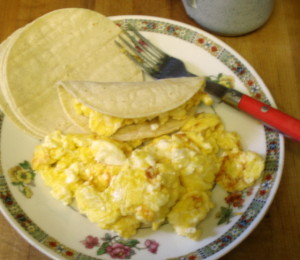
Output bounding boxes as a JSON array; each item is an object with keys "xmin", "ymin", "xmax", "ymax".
[{"xmin": 0, "ymin": 0, "xmax": 299, "ymax": 259}]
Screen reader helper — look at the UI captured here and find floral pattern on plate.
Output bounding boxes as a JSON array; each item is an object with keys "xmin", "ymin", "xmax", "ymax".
[
  {"xmin": 81, "ymin": 233, "xmax": 159, "ymax": 259},
  {"xmin": 8, "ymin": 161, "xmax": 35, "ymax": 198}
]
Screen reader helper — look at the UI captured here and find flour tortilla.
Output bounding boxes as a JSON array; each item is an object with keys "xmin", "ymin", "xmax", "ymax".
[
  {"xmin": 112, "ymin": 107, "xmax": 197, "ymax": 141},
  {"xmin": 0, "ymin": 8, "xmax": 143, "ymax": 138},
  {"xmin": 0, "ymin": 29, "xmax": 23, "ymax": 128},
  {"xmin": 0, "ymin": 27, "xmax": 43, "ymax": 137},
  {"xmin": 57, "ymin": 77, "xmax": 205, "ymax": 140},
  {"xmin": 58, "ymin": 77, "xmax": 205, "ymax": 118}
]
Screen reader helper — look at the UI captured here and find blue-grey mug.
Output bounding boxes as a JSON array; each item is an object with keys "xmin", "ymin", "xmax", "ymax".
[{"xmin": 182, "ymin": 0, "xmax": 274, "ymax": 36}]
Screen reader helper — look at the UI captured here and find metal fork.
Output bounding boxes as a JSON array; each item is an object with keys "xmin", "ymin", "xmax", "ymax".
[
  {"xmin": 115, "ymin": 25, "xmax": 300, "ymax": 142},
  {"xmin": 115, "ymin": 25, "xmax": 195, "ymax": 79}
]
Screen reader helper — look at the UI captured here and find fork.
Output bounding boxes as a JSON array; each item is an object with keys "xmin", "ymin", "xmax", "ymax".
[
  {"xmin": 115, "ymin": 25, "xmax": 195, "ymax": 79},
  {"xmin": 115, "ymin": 25, "xmax": 300, "ymax": 142}
]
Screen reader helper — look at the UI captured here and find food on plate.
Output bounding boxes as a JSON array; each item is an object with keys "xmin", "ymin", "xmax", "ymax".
[
  {"xmin": 0, "ymin": 8, "xmax": 143, "ymax": 138},
  {"xmin": 32, "ymin": 113, "xmax": 264, "ymax": 240},
  {"xmin": 57, "ymin": 77, "xmax": 213, "ymax": 140}
]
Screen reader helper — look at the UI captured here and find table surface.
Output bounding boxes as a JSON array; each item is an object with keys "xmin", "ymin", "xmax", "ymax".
[{"xmin": 0, "ymin": 0, "xmax": 299, "ymax": 259}]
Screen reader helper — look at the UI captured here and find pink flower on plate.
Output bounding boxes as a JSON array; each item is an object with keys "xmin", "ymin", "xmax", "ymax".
[
  {"xmin": 81, "ymin": 235, "xmax": 99, "ymax": 249},
  {"xmin": 106, "ymin": 243, "xmax": 132, "ymax": 259},
  {"xmin": 144, "ymin": 239, "xmax": 159, "ymax": 253}
]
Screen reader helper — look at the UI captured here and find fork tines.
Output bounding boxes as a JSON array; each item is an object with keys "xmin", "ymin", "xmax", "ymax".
[{"xmin": 115, "ymin": 25, "xmax": 169, "ymax": 76}]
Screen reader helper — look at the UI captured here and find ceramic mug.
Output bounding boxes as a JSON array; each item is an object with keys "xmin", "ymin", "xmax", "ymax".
[{"xmin": 182, "ymin": 0, "xmax": 274, "ymax": 36}]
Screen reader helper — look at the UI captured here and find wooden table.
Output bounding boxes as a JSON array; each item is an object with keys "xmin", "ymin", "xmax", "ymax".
[{"xmin": 0, "ymin": 0, "xmax": 299, "ymax": 259}]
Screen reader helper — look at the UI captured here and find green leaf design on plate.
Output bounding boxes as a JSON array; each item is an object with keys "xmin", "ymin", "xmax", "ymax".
[
  {"xmin": 97, "ymin": 241, "xmax": 109, "ymax": 255},
  {"xmin": 121, "ymin": 239, "xmax": 140, "ymax": 247},
  {"xmin": 218, "ymin": 206, "xmax": 233, "ymax": 225}
]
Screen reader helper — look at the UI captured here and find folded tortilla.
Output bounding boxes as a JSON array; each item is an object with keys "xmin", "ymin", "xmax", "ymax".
[{"xmin": 57, "ymin": 77, "xmax": 210, "ymax": 141}]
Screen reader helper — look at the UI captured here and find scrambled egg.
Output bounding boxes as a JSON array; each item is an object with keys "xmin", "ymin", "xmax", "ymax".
[
  {"xmin": 74, "ymin": 90, "xmax": 213, "ymax": 136},
  {"xmin": 32, "ymin": 113, "xmax": 264, "ymax": 240}
]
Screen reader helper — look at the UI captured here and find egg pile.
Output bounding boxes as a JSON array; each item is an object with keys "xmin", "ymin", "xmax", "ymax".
[{"xmin": 32, "ymin": 113, "xmax": 264, "ymax": 240}]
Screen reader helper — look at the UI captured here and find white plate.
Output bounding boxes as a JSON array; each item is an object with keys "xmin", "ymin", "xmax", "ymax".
[{"xmin": 0, "ymin": 15, "xmax": 284, "ymax": 260}]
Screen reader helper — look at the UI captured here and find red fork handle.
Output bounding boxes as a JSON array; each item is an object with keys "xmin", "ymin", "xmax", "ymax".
[{"xmin": 238, "ymin": 95, "xmax": 300, "ymax": 142}]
